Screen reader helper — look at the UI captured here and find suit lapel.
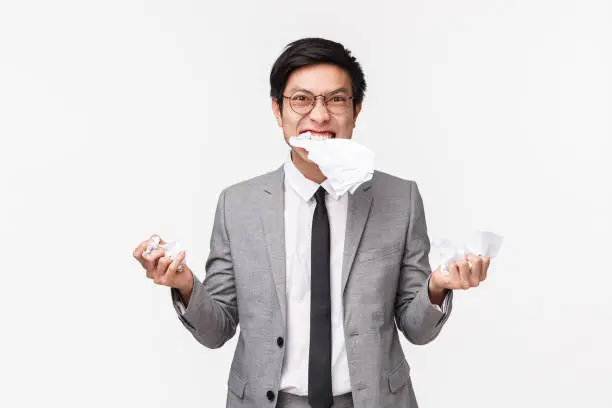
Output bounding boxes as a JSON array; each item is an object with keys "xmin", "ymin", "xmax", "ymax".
[
  {"xmin": 261, "ymin": 166, "xmax": 287, "ymax": 328},
  {"xmin": 342, "ymin": 180, "xmax": 374, "ymax": 295}
]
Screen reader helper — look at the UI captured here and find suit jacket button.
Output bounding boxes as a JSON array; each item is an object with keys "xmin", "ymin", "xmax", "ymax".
[
  {"xmin": 277, "ymin": 336, "xmax": 284, "ymax": 347},
  {"xmin": 266, "ymin": 390, "xmax": 275, "ymax": 401}
]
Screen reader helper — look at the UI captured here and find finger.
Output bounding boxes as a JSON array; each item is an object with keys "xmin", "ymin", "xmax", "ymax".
[
  {"xmin": 443, "ymin": 263, "xmax": 462, "ymax": 290},
  {"xmin": 457, "ymin": 260, "xmax": 471, "ymax": 289},
  {"xmin": 466, "ymin": 255, "xmax": 483, "ymax": 286},
  {"xmin": 153, "ymin": 256, "xmax": 173, "ymax": 282},
  {"xmin": 481, "ymin": 256, "xmax": 491, "ymax": 281},
  {"xmin": 143, "ymin": 247, "xmax": 165, "ymax": 263},
  {"xmin": 163, "ymin": 251, "xmax": 186, "ymax": 286},
  {"xmin": 144, "ymin": 248, "xmax": 165, "ymax": 279},
  {"xmin": 143, "ymin": 248, "xmax": 165, "ymax": 272},
  {"xmin": 133, "ymin": 241, "xmax": 149, "ymax": 264}
]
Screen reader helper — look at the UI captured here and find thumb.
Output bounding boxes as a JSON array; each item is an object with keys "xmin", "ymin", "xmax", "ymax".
[{"xmin": 174, "ymin": 251, "xmax": 188, "ymax": 273}]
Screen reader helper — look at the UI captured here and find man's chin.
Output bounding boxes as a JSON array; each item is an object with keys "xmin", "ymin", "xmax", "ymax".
[{"xmin": 291, "ymin": 146, "xmax": 312, "ymax": 163}]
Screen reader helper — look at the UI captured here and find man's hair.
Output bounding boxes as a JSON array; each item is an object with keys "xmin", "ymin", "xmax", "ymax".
[{"xmin": 269, "ymin": 37, "xmax": 367, "ymax": 112}]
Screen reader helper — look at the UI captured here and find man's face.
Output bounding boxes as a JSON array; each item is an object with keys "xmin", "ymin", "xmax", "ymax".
[{"xmin": 272, "ymin": 63, "xmax": 362, "ymax": 163}]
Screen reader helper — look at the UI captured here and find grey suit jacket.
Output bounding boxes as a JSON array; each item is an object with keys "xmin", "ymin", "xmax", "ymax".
[{"xmin": 171, "ymin": 165, "xmax": 452, "ymax": 408}]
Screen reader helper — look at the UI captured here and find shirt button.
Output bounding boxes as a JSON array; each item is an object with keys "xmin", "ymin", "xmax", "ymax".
[
  {"xmin": 266, "ymin": 390, "xmax": 275, "ymax": 401},
  {"xmin": 276, "ymin": 336, "xmax": 284, "ymax": 347}
]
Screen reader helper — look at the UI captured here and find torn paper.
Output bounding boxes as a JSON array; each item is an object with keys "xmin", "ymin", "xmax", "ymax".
[
  {"xmin": 432, "ymin": 231, "xmax": 503, "ymax": 276},
  {"xmin": 288, "ymin": 132, "xmax": 375, "ymax": 197},
  {"xmin": 143, "ymin": 236, "xmax": 187, "ymax": 271}
]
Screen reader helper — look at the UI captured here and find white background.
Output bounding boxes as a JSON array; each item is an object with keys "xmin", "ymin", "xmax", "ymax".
[{"xmin": 1, "ymin": 1, "xmax": 610, "ymax": 407}]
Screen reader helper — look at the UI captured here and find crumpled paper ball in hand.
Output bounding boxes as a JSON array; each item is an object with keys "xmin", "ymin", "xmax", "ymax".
[
  {"xmin": 143, "ymin": 236, "xmax": 187, "ymax": 271},
  {"xmin": 431, "ymin": 231, "xmax": 504, "ymax": 276},
  {"xmin": 288, "ymin": 132, "xmax": 375, "ymax": 197}
]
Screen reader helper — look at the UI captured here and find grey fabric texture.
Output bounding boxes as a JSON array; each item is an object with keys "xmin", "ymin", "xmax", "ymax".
[{"xmin": 170, "ymin": 166, "xmax": 452, "ymax": 408}]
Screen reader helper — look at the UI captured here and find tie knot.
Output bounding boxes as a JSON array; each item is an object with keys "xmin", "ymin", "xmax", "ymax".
[{"xmin": 314, "ymin": 186, "xmax": 327, "ymax": 204}]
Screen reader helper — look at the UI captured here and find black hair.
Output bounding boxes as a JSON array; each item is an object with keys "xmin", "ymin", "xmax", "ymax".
[{"xmin": 269, "ymin": 37, "xmax": 366, "ymax": 113}]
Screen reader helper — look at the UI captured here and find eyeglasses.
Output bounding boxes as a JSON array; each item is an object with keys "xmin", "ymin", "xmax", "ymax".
[{"xmin": 282, "ymin": 90, "xmax": 354, "ymax": 115}]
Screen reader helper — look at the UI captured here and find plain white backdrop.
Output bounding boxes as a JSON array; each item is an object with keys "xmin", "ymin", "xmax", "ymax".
[{"xmin": 1, "ymin": 0, "xmax": 610, "ymax": 407}]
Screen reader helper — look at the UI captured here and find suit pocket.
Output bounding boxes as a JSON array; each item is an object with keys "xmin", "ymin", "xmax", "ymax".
[
  {"xmin": 356, "ymin": 242, "xmax": 403, "ymax": 263},
  {"xmin": 388, "ymin": 359, "xmax": 411, "ymax": 393},
  {"xmin": 228, "ymin": 370, "xmax": 247, "ymax": 399}
]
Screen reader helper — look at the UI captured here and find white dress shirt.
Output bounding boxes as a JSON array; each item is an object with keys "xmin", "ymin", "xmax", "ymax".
[{"xmin": 279, "ymin": 157, "xmax": 352, "ymax": 396}]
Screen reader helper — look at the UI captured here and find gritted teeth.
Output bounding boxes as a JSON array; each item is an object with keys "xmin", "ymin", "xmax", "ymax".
[{"xmin": 297, "ymin": 130, "xmax": 335, "ymax": 141}]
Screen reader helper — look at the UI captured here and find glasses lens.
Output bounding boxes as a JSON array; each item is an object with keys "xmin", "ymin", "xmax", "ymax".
[
  {"xmin": 290, "ymin": 93, "xmax": 315, "ymax": 114},
  {"xmin": 326, "ymin": 94, "xmax": 351, "ymax": 114}
]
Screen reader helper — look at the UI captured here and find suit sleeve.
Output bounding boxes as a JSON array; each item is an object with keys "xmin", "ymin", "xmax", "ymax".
[
  {"xmin": 394, "ymin": 181, "xmax": 453, "ymax": 345},
  {"xmin": 170, "ymin": 188, "xmax": 238, "ymax": 349}
]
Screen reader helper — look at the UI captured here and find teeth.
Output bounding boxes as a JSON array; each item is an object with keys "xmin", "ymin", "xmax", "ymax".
[{"xmin": 298, "ymin": 132, "xmax": 333, "ymax": 141}]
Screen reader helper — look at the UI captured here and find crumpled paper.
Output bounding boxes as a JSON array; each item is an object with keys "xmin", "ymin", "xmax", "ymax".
[
  {"xmin": 289, "ymin": 132, "xmax": 375, "ymax": 197},
  {"xmin": 143, "ymin": 236, "xmax": 186, "ymax": 271},
  {"xmin": 432, "ymin": 231, "xmax": 503, "ymax": 276}
]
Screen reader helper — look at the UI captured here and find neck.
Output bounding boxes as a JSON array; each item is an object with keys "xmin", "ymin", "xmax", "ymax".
[{"xmin": 291, "ymin": 150, "xmax": 326, "ymax": 184}]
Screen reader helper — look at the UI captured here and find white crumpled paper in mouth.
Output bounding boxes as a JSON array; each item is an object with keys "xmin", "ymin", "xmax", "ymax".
[{"xmin": 288, "ymin": 132, "xmax": 375, "ymax": 197}]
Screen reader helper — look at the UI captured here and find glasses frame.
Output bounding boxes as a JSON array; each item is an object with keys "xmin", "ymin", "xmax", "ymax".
[{"xmin": 282, "ymin": 90, "xmax": 355, "ymax": 116}]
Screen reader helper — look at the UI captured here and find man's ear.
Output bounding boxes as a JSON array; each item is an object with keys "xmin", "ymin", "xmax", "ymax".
[
  {"xmin": 271, "ymin": 98, "xmax": 283, "ymax": 127},
  {"xmin": 353, "ymin": 103, "xmax": 362, "ymax": 127}
]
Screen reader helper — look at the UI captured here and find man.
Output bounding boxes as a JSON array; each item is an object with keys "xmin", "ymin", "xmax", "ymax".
[{"xmin": 133, "ymin": 38, "xmax": 491, "ymax": 408}]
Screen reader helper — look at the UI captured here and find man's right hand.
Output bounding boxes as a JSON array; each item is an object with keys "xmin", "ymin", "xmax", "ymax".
[{"xmin": 133, "ymin": 235, "xmax": 194, "ymax": 305}]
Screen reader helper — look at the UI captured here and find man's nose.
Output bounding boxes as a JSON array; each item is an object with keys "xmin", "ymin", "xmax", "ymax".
[{"xmin": 309, "ymin": 96, "xmax": 330, "ymax": 122}]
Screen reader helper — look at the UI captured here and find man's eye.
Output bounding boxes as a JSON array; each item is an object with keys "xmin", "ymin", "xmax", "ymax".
[
  {"xmin": 330, "ymin": 96, "xmax": 347, "ymax": 102},
  {"xmin": 292, "ymin": 95, "xmax": 307, "ymax": 101}
]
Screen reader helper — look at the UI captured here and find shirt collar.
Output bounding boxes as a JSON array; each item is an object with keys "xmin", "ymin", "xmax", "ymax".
[{"xmin": 283, "ymin": 155, "xmax": 342, "ymax": 201}]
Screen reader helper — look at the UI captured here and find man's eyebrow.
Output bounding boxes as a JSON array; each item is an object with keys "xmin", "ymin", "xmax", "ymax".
[
  {"xmin": 327, "ymin": 87, "xmax": 351, "ymax": 95},
  {"xmin": 285, "ymin": 87, "xmax": 351, "ymax": 95}
]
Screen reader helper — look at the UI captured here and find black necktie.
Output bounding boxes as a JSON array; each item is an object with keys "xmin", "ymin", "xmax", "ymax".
[{"xmin": 308, "ymin": 187, "xmax": 333, "ymax": 408}]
